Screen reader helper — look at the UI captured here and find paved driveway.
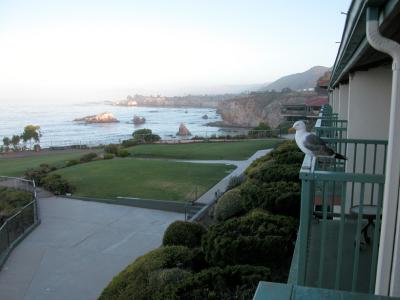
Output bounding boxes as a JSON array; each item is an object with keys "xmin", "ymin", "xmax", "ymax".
[{"xmin": 0, "ymin": 196, "xmax": 182, "ymax": 300}]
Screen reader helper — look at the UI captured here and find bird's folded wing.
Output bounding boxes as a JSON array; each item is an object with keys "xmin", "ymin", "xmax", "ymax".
[{"xmin": 303, "ymin": 134, "xmax": 329, "ymax": 152}]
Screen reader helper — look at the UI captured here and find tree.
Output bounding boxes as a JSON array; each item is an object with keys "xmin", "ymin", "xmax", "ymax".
[
  {"xmin": 21, "ymin": 125, "xmax": 41, "ymax": 149},
  {"xmin": 132, "ymin": 128, "xmax": 160, "ymax": 143},
  {"xmin": 2, "ymin": 137, "xmax": 11, "ymax": 152},
  {"xmin": 11, "ymin": 135, "xmax": 20, "ymax": 151}
]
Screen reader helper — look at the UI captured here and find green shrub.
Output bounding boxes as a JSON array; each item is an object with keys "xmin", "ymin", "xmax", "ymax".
[
  {"xmin": 227, "ymin": 174, "xmax": 246, "ymax": 190},
  {"xmin": 202, "ymin": 210, "xmax": 298, "ymax": 270},
  {"xmin": 163, "ymin": 221, "xmax": 206, "ymax": 248},
  {"xmin": 24, "ymin": 164, "xmax": 56, "ymax": 185},
  {"xmin": 247, "ymin": 161, "xmax": 300, "ymax": 183},
  {"xmin": 104, "ymin": 144, "xmax": 120, "ymax": 154},
  {"xmin": 240, "ymin": 181, "xmax": 301, "ymax": 217},
  {"xmin": 148, "ymin": 268, "xmax": 191, "ymax": 294},
  {"xmin": 121, "ymin": 139, "xmax": 139, "ymax": 148},
  {"xmin": 116, "ymin": 149, "xmax": 130, "ymax": 157},
  {"xmin": 214, "ymin": 188, "xmax": 244, "ymax": 221},
  {"xmin": 66, "ymin": 159, "xmax": 80, "ymax": 167},
  {"xmin": 0, "ymin": 187, "xmax": 32, "ymax": 217},
  {"xmin": 133, "ymin": 128, "xmax": 161, "ymax": 143},
  {"xmin": 157, "ymin": 265, "xmax": 271, "ymax": 300},
  {"xmin": 103, "ymin": 153, "xmax": 114, "ymax": 160},
  {"xmin": 99, "ymin": 246, "xmax": 200, "ymax": 300},
  {"xmin": 79, "ymin": 152, "xmax": 98, "ymax": 162},
  {"xmin": 40, "ymin": 174, "xmax": 75, "ymax": 195}
]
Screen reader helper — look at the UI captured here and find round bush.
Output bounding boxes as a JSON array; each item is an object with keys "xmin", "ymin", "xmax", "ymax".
[
  {"xmin": 66, "ymin": 159, "xmax": 80, "ymax": 167},
  {"xmin": 247, "ymin": 161, "xmax": 300, "ymax": 183},
  {"xmin": 99, "ymin": 246, "xmax": 198, "ymax": 300},
  {"xmin": 163, "ymin": 221, "xmax": 206, "ymax": 248},
  {"xmin": 104, "ymin": 144, "xmax": 120, "ymax": 155},
  {"xmin": 202, "ymin": 210, "xmax": 298, "ymax": 269},
  {"xmin": 103, "ymin": 153, "xmax": 114, "ymax": 160},
  {"xmin": 148, "ymin": 268, "xmax": 191, "ymax": 293},
  {"xmin": 214, "ymin": 188, "xmax": 244, "ymax": 221},
  {"xmin": 156, "ymin": 265, "xmax": 271, "ymax": 300},
  {"xmin": 240, "ymin": 181, "xmax": 300, "ymax": 217},
  {"xmin": 116, "ymin": 149, "xmax": 130, "ymax": 157}
]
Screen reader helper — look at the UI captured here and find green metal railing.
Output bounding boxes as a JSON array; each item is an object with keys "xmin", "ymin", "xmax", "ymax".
[
  {"xmin": 297, "ymin": 136, "xmax": 387, "ymax": 294},
  {"xmin": 0, "ymin": 176, "xmax": 40, "ymax": 270}
]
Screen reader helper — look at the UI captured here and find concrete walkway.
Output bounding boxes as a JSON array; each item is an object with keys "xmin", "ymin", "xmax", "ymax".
[
  {"xmin": 0, "ymin": 196, "xmax": 182, "ymax": 300},
  {"xmin": 184, "ymin": 149, "xmax": 272, "ymax": 204}
]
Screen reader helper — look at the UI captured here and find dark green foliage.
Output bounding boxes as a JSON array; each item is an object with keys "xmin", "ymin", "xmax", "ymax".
[
  {"xmin": 241, "ymin": 181, "xmax": 300, "ymax": 217},
  {"xmin": 202, "ymin": 210, "xmax": 298, "ymax": 270},
  {"xmin": 148, "ymin": 268, "xmax": 191, "ymax": 295},
  {"xmin": 214, "ymin": 188, "xmax": 245, "ymax": 221},
  {"xmin": 133, "ymin": 128, "xmax": 161, "ymax": 143},
  {"xmin": 247, "ymin": 161, "xmax": 300, "ymax": 183},
  {"xmin": 116, "ymin": 149, "xmax": 130, "ymax": 157},
  {"xmin": 227, "ymin": 174, "xmax": 246, "ymax": 190},
  {"xmin": 103, "ymin": 153, "xmax": 114, "ymax": 160},
  {"xmin": 79, "ymin": 152, "xmax": 98, "ymax": 162},
  {"xmin": 0, "ymin": 187, "xmax": 32, "ymax": 217},
  {"xmin": 40, "ymin": 174, "xmax": 75, "ymax": 195},
  {"xmin": 99, "ymin": 246, "xmax": 200, "ymax": 300},
  {"xmin": 163, "ymin": 221, "xmax": 207, "ymax": 248},
  {"xmin": 24, "ymin": 164, "xmax": 56, "ymax": 185},
  {"xmin": 121, "ymin": 139, "xmax": 139, "ymax": 148},
  {"xmin": 66, "ymin": 159, "xmax": 80, "ymax": 167},
  {"xmin": 157, "ymin": 265, "xmax": 271, "ymax": 300}
]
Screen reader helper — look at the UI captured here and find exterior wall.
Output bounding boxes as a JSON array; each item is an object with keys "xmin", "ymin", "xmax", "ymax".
[
  {"xmin": 344, "ymin": 66, "xmax": 392, "ymax": 213},
  {"xmin": 347, "ymin": 66, "xmax": 391, "ymax": 140},
  {"xmin": 338, "ymin": 83, "xmax": 349, "ymax": 121},
  {"xmin": 332, "ymin": 88, "xmax": 340, "ymax": 113}
]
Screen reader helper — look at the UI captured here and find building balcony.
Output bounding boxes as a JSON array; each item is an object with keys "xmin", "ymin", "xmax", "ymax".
[{"xmin": 253, "ymin": 105, "xmax": 394, "ymax": 299}]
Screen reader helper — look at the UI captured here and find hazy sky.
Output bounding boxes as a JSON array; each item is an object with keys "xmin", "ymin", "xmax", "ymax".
[{"xmin": 0, "ymin": 0, "xmax": 350, "ymax": 102}]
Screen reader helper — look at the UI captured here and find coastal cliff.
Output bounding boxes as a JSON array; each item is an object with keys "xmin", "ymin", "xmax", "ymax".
[{"xmin": 212, "ymin": 91, "xmax": 318, "ymax": 128}]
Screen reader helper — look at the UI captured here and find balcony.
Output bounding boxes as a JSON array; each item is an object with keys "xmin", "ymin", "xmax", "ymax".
[{"xmin": 253, "ymin": 105, "xmax": 392, "ymax": 299}]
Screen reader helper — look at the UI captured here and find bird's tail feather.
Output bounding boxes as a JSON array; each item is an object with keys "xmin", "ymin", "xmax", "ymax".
[{"xmin": 334, "ymin": 153, "xmax": 347, "ymax": 160}]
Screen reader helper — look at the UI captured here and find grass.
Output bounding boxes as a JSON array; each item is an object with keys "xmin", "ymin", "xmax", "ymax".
[
  {"xmin": 55, "ymin": 159, "xmax": 235, "ymax": 201},
  {"xmin": 127, "ymin": 139, "xmax": 280, "ymax": 160},
  {"xmin": 0, "ymin": 151, "xmax": 91, "ymax": 177}
]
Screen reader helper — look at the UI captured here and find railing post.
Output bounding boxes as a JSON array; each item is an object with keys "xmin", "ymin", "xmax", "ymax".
[{"xmin": 298, "ymin": 177, "xmax": 313, "ymax": 285}]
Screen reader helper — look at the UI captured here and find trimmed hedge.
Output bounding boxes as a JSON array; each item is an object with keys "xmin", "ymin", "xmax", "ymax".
[
  {"xmin": 24, "ymin": 164, "xmax": 57, "ymax": 185},
  {"xmin": 240, "ymin": 181, "xmax": 301, "ymax": 217},
  {"xmin": 214, "ymin": 188, "xmax": 244, "ymax": 221},
  {"xmin": 157, "ymin": 265, "xmax": 271, "ymax": 300},
  {"xmin": 104, "ymin": 144, "xmax": 120, "ymax": 155},
  {"xmin": 40, "ymin": 174, "xmax": 75, "ymax": 195},
  {"xmin": 99, "ymin": 246, "xmax": 200, "ymax": 300},
  {"xmin": 79, "ymin": 152, "xmax": 98, "ymax": 162},
  {"xmin": 163, "ymin": 221, "xmax": 206, "ymax": 248},
  {"xmin": 247, "ymin": 161, "xmax": 300, "ymax": 183},
  {"xmin": 103, "ymin": 153, "xmax": 114, "ymax": 160},
  {"xmin": 116, "ymin": 149, "xmax": 130, "ymax": 157},
  {"xmin": 202, "ymin": 210, "xmax": 298, "ymax": 270}
]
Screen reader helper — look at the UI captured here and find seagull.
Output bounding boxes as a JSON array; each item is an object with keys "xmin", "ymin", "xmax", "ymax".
[{"xmin": 291, "ymin": 120, "xmax": 347, "ymax": 160}]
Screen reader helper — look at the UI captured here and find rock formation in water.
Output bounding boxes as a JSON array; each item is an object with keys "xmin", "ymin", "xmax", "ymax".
[
  {"xmin": 74, "ymin": 112, "xmax": 119, "ymax": 124},
  {"xmin": 202, "ymin": 114, "xmax": 209, "ymax": 119},
  {"xmin": 133, "ymin": 115, "xmax": 146, "ymax": 125},
  {"xmin": 177, "ymin": 123, "xmax": 191, "ymax": 136}
]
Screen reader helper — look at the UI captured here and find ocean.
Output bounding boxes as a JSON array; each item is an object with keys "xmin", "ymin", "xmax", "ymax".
[{"xmin": 0, "ymin": 102, "xmax": 239, "ymax": 148}]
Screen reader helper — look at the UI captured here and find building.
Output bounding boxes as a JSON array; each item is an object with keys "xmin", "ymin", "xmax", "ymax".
[
  {"xmin": 254, "ymin": 1, "xmax": 400, "ymax": 299},
  {"xmin": 280, "ymin": 97, "xmax": 329, "ymax": 122}
]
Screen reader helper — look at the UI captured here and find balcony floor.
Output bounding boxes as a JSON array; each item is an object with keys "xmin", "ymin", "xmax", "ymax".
[{"xmin": 306, "ymin": 218, "xmax": 374, "ymax": 293}]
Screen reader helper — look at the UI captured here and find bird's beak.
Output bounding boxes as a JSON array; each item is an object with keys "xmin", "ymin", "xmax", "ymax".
[{"xmin": 288, "ymin": 127, "xmax": 295, "ymax": 133}]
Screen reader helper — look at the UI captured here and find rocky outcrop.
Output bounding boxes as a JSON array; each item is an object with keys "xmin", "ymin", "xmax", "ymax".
[
  {"xmin": 177, "ymin": 123, "xmax": 191, "ymax": 136},
  {"xmin": 213, "ymin": 91, "xmax": 318, "ymax": 128},
  {"xmin": 202, "ymin": 114, "xmax": 209, "ymax": 119},
  {"xmin": 133, "ymin": 115, "xmax": 146, "ymax": 125},
  {"xmin": 74, "ymin": 112, "xmax": 119, "ymax": 124}
]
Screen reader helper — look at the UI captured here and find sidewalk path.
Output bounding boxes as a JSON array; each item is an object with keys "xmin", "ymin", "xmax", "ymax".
[
  {"xmin": 180, "ymin": 149, "xmax": 272, "ymax": 204},
  {"xmin": 0, "ymin": 196, "xmax": 182, "ymax": 300}
]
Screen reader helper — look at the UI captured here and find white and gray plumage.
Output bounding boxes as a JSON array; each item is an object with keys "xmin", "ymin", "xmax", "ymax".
[{"xmin": 292, "ymin": 121, "xmax": 346, "ymax": 160}]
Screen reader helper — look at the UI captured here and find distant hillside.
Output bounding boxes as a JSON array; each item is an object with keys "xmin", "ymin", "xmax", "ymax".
[{"xmin": 260, "ymin": 66, "xmax": 330, "ymax": 92}]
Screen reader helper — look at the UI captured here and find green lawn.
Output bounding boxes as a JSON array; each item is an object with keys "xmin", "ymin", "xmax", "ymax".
[
  {"xmin": 55, "ymin": 159, "xmax": 235, "ymax": 201},
  {"xmin": 0, "ymin": 151, "xmax": 90, "ymax": 177},
  {"xmin": 127, "ymin": 139, "xmax": 280, "ymax": 160}
]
